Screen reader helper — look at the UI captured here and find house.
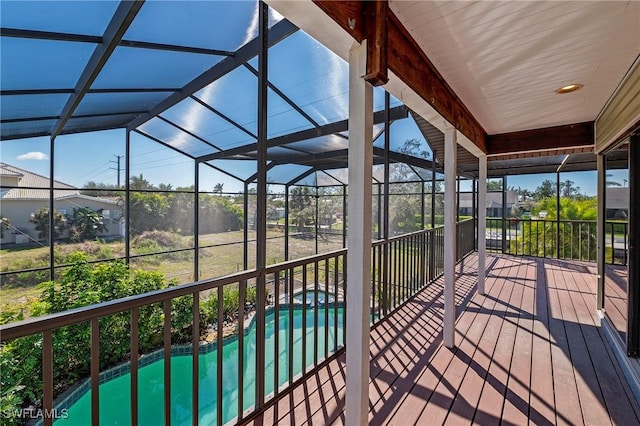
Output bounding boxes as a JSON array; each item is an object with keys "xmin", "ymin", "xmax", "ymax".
[
  {"xmin": 0, "ymin": 163, "xmax": 122, "ymax": 245},
  {"xmin": 458, "ymin": 190, "xmax": 518, "ymax": 218},
  {"xmin": 606, "ymin": 186, "xmax": 630, "ymax": 219}
]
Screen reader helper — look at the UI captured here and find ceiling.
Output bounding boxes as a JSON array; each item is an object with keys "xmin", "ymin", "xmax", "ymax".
[{"xmin": 389, "ymin": 0, "xmax": 640, "ymax": 135}]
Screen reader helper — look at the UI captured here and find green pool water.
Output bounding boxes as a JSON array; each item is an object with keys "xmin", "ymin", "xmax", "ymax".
[{"xmin": 57, "ymin": 307, "xmax": 344, "ymax": 425}]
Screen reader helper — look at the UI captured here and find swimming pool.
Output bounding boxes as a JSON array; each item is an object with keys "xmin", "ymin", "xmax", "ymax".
[
  {"xmin": 56, "ymin": 307, "xmax": 344, "ymax": 425},
  {"xmin": 290, "ymin": 289, "xmax": 335, "ymax": 305}
]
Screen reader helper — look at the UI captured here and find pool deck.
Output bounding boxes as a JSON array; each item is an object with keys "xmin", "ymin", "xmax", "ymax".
[{"xmin": 244, "ymin": 254, "xmax": 640, "ymax": 425}]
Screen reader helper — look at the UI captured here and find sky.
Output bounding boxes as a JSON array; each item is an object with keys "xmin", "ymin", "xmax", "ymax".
[
  {"xmin": 0, "ymin": 0, "xmax": 625, "ymax": 198},
  {"xmin": 2, "ymin": 127, "xmax": 619, "ymax": 198},
  {"xmin": 0, "ymin": 114, "xmax": 433, "ymax": 194}
]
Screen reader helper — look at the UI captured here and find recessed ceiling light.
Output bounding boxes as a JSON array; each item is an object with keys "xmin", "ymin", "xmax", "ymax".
[{"xmin": 555, "ymin": 84, "xmax": 583, "ymax": 94}]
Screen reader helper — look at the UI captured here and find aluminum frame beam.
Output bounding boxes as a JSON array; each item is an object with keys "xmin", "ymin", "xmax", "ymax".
[
  {"xmin": 127, "ymin": 19, "xmax": 297, "ymax": 131},
  {"xmin": 51, "ymin": 1, "xmax": 145, "ymax": 138},
  {"xmin": 198, "ymin": 105, "xmax": 408, "ymax": 162},
  {"xmin": 1, "ymin": 27, "xmax": 235, "ymax": 56}
]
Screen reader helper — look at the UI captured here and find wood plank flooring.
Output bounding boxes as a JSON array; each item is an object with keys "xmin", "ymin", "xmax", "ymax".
[{"xmin": 245, "ymin": 255, "xmax": 640, "ymax": 426}]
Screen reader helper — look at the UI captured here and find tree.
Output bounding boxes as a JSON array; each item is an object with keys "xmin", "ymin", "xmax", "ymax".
[
  {"xmin": 606, "ymin": 173, "xmax": 621, "ymax": 187},
  {"xmin": 0, "ymin": 216, "xmax": 10, "ymax": 238},
  {"xmin": 198, "ymin": 195, "xmax": 243, "ymax": 234},
  {"xmin": 399, "ymin": 138, "xmax": 431, "ymax": 159},
  {"xmin": 487, "ymin": 180, "xmax": 502, "ymax": 191},
  {"xmin": 213, "ymin": 183, "xmax": 224, "ymax": 194},
  {"xmin": 560, "ymin": 179, "xmax": 581, "ymax": 198},
  {"xmin": 533, "ymin": 179, "xmax": 556, "ymax": 201},
  {"xmin": 129, "ymin": 192, "xmax": 169, "ymax": 234},
  {"xmin": 130, "ymin": 174, "xmax": 154, "ymax": 190},
  {"xmin": 29, "ymin": 208, "xmax": 67, "ymax": 243},
  {"xmin": 390, "ymin": 195, "xmax": 421, "ymax": 234},
  {"xmin": 166, "ymin": 192, "xmax": 194, "ymax": 234},
  {"xmin": 289, "ymin": 186, "xmax": 315, "ymax": 232},
  {"xmin": 67, "ymin": 207, "xmax": 108, "ymax": 242},
  {"xmin": 80, "ymin": 181, "xmax": 120, "ymax": 197}
]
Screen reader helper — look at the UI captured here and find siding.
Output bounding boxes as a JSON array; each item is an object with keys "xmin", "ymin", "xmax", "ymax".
[{"xmin": 596, "ymin": 58, "xmax": 640, "ymax": 152}]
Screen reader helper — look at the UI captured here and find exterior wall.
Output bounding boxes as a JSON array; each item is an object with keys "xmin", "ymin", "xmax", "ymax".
[
  {"xmin": 0, "ymin": 199, "xmax": 49, "ymax": 245},
  {"xmin": 459, "ymin": 190, "xmax": 517, "ymax": 218},
  {"xmin": 0, "ymin": 197, "xmax": 121, "ymax": 245},
  {"xmin": 596, "ymin": 58, "xmax": 640, "ymax": 153},
  {"xmin": 56, "ymin": 197, "xmax": 122, "ymax": 238}
]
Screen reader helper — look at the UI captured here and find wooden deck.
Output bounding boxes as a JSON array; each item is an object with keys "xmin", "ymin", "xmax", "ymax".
[{"xmin": 247, "ymin": 254, "xmax": 640, "ymax": 426}]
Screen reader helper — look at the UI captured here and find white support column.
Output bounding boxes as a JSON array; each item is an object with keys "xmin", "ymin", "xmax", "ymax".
[
  {"xmin": 478, "ymin": 155, "xmax": 487, "ymax": 295},
  {"xmin": 444, "ymin": 126, "xmax": 457, "ymax": 349},
  {"xmin": 346, "ymin": 40, "xmax": 373, "ymax": 426}
]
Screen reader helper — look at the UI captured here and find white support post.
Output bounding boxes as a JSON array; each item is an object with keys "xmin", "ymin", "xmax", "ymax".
[
  {"xmin": 444, "ymin": 126, "xmax": 457, "ymax": 349},
  {"xmin": 346, "ymin": 40, "xmax": 373, "ymax": 426},
  {"xmin": 478, "ymin": 155, "xmax": 487, "ymax": 295}
]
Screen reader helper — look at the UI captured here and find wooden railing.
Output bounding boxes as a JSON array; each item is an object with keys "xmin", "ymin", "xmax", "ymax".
[
  {"xmin": 485, "ymin": 218, "xmax": 628, "ymax": 265},
  {"xmin": 0, "ymin": 220, "xmax": 475, "ymax": 425}
]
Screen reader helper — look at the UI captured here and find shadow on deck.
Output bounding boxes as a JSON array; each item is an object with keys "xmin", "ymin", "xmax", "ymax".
[{"xmin": 245, "ymin": 254, "xmax": 640, "ymax": 426}]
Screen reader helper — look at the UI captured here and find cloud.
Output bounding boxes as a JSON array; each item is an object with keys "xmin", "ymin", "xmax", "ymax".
[{"xmin": 17, "ymin": 151, "xmax": 48, "ymax": 161}]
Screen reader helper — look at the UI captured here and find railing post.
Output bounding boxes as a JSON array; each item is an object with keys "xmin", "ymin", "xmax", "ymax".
[
  {"xmin": 478, "ymin": 155, "xmax": 487, "ymax": 295},
  {"xmin": 557, "ymin": 171, "xmax": 561, "ymax": 258},
  {"xmin": 501, "ymin": 176, "xmax": 507, "ymax": 254}
]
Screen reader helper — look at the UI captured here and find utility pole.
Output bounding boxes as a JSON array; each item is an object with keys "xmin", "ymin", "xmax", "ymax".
[{"xmin": 110, "ymin": 155, "xmax": 123, "ymax": 187}]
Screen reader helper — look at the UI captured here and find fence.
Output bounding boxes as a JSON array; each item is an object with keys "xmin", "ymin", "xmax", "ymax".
[
  {"xmin": 485, "ymin": 218, "xmax": 628, "ymax": 265},
  {"xmin": 0, "ymin": 220, "xmax": 475, "ymax": 426}
]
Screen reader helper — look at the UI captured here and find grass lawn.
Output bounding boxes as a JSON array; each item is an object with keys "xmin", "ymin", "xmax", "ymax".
[{"xmin": 1, "ymin": 229, "xmax": 345, "ymax": 317}]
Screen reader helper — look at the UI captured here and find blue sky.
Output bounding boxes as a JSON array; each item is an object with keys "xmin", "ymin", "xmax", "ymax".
[
  {"xmin": 0, "ymin": 115, "xmax": 434, "ymax": 194},
  {"xmin": 0, "ymin": 0, "xmax": 620, "ymax": 197},
  {"xmin": 2, "ymin": 128, "xmax": 616, "ymax": 197}
]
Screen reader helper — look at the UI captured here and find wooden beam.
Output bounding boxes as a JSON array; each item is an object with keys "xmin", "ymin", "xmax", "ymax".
[
  {"xmin": 487, "ymin": 121, "xmax": 594, "ymax": 156},
  {"xmin": 387, "ymin": 12, "xmax": 486, "ymax": 153},
  {"xmin": 312, "ymin": 1, "xmax": 487, "ymax": 153},
  {"xmin": 363, "ymin": 0, "xmax": 388, "ymax": 86},
  {"xmin": 313, "ymin": 1, "xmax": 365, "ymax": 41}
]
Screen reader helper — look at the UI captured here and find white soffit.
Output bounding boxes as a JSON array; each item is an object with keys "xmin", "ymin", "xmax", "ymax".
[
  {"xmin": 267, "ymin": 0, "xmax": 474, "ymax": 154},
  {"xmin": 390, "ymin": 0, "xmax": 640, "ymax": 135}
]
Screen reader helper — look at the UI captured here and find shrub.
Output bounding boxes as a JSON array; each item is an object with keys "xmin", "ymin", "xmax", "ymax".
[
  {"xmin": 0, "ymin": 252, "xmax": 193, "ymax": 412},
  {"xmin": 66, "ymin": 207, "xmax": 107, "ymax": 242},
  {"xmin": 131, "ymin": 230, "xmax": 191, "ymax": 252},
  {"xmin": 29, "ymin": 208, "xmax": 67, "ymax": 243}
]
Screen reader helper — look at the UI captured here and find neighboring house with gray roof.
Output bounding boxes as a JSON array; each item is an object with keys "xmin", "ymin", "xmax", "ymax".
[
  {"xmin": 459, "ymin": 190, "xmax": 518, "ymax": 218},
  {"xmin": 606, "ymin": 187, "xmax": 629, "ymax": 220},
  {"xmin": 0, "ymin": 163, "xmax": 122, "ymax": 245}
]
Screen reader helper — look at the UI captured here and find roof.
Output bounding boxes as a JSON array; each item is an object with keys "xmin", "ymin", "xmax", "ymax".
[
  {"xmin": 0, "ymin": 2, "xmax": 438, "ymax": 186},
  {"xmin": 2, "ymin": 1, "xmax": 636, "ymax": 184},
  {"xmin": 459, "ymin": 191, "xmax": 517, "ymax": 209},
  {"xmin": 0, "ymin": 162, "xmax": 77, "ymax": 200},
  {"xmin": 269, "ymin": 1, "xmax": 639, "ymax": 174},
  {"xmin": 391, "ymin": 1, "xmax": 639, "ymax": 136}
]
